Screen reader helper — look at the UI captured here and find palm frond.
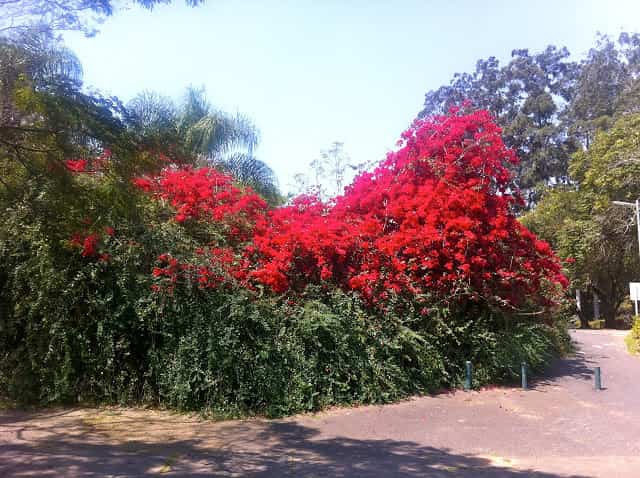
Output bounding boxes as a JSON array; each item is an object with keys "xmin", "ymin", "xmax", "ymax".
[
  {"xmin": 184, "ymin": 110, "xmax": 259, "ymax": 158},
  {"xmin": 179, "ymin": 85, "xmax": 210, "ymax": 130},
  {"xmin": 213, "ymin": 153, "xmax": 281, "ymax": 204},
  {"xmin": 127, "ymin": 90, "xmax": 177, "ymax": 136}
]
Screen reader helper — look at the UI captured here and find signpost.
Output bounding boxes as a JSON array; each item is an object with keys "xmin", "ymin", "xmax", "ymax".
[{"xmin": 630, "ymin": 282, "xmax": 640, "ymax": 316}]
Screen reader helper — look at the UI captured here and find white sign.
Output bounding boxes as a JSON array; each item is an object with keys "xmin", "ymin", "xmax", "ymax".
[{"xmin": 630, "ymin": 282, "xmax": 640, "ymax": 301}]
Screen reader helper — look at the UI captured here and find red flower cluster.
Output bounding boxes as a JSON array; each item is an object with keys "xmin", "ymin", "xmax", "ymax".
[
  {"xmin": 137, "ymin": 110, "xmax": 567, "ymax": 309},
  {"xmin": 64, "ymin": 149, "xmax": 112, "ymax": 174},
  {"xmin": 248, "ymin": 109, "xmax": 567, "ymax": 306},
  {"xmin": 64, "ymin": 159, "xmax": 88, "ymax": 173},
  {"xmin": 70, "ymin": 232, "xmax": 100, "ymax": 257},
  {"xmin": 69, "ymin": 225, "xmax": 114, "ymax": 261},
  {"xmin": 134, "ymin": 167, "xmax": 266, "ymax": 242},
  {"xmin": 151, "ymin": 249, "xmax": 249, "ymax": 291}
]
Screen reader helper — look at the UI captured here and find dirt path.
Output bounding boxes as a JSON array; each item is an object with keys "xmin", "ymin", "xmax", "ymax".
[{"xmin": 1, "ymin": 329, "xmax": 639, "ymax": 477}]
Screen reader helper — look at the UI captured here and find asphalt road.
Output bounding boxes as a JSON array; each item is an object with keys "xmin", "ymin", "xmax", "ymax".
[{"xmin": 1, "ymin": 329, "xmax": 639, "ymax": 477}]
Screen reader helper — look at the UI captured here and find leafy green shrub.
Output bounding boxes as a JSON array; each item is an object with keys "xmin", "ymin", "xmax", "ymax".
[
  {"xmin": 0, "ymin": 224, "xmax": 568, "ymax": 415},
  {"xmin": 0, "ymin": 188, "xmax": 569, "ymax": 416},
  {"xmin": 588, "ymin": 319, "xmax": 606, "ymax": 329},
  {"xmin": 141, "ymin": 286, "xmax": 448, "ymax": 417},
  {"xmin": 407, "ymin": 306, "xmax": 570, "ymax": 389},
  {"xmin": 626, "ymin": 317, "xmax": 640, "ymax": 355}
]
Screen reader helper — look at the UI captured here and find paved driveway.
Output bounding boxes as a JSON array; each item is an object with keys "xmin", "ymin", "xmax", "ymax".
[{"xmin": 1, "ymin": 329, "xmax": 639, "ymax": 477}]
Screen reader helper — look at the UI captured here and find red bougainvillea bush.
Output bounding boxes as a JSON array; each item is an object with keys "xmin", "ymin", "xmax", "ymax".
[
  {"xmin": 249, "ymin": 109, "xmax": 567, "ymax": 308},
  {"xmin": 2, "ymin": 109, "xmax": 570, "ymax": 413},
  {"xmin": 135, "ymin": 109, "xmax": 567, "ymax": 314}
]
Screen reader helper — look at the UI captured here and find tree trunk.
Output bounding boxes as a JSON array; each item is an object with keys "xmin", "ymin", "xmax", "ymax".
[
  {"xmin": 601, "ymin": 299, "xmax": 618, "ymax": 329},
  {"xmin": 577, "ymin": 288, "xmax": 594, "ymax": 328}
]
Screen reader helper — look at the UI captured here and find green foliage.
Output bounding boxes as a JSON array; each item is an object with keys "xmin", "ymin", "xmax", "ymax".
[
  {"xmin": 405, "ymin": 305, "xmax": 570, "ymax": 389},
  {"xmin": 1, "ymin": 1, "xmax": 204, "ymax": 37},
  {"xmin": 523, "ymin": 113, "xmax": 640, "ymax": 327},
  {"xmin": 0, "ymin": 203, "xmax": 154, "ymax": 403},
  {"xmin": 626, "ymin": 317, "xmax": 640, "ymax": 355},
  {"xmin": 0, "ymin": 28, "xmax": 568, "ymax": 417},
  {"xmin": 0, "ymin": 222, "xmax": 567, "ymax": 415},
  {"xmin": 420, "ymin": 33, "xmax": 640, "ymax": 206},
  {"xmin": 146, "ymin": 287, "xmax": 444, "ymax": 417}
]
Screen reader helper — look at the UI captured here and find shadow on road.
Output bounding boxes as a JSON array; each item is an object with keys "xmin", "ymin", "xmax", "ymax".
[
  {"xmin": 0, "ymin": 416, "xmax": 593, "ymax": 477},
  {"xmin": 528, "ymin": 345, "xmax": 595, "ymax": 391}
]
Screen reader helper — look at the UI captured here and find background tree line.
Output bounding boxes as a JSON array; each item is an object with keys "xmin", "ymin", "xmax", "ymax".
[{"xmin": 420, "ymin": 32, "xmax": 640, "ymax": 327}]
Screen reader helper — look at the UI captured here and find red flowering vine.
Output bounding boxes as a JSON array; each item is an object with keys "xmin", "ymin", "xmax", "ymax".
[
  {"xmin": 64, "ymin": 149, "xmax": 112, "ymax": 174},
  {"xmin": 247, "ymin": 109, "xmax": 567, "ymax": 307},
  {"xmin": 69, "ymin": 223, "xmax": 115, "ymax": 261},
  {"xmin": 136, "ymin": 110, "xmax": 567, "ymax": 310},
  {"xmin": 134, "ymin": 167, "xmax": 266, "ymax": 242}
]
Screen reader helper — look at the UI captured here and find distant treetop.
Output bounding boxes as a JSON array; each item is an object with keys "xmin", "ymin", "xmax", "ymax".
[{"xmin": 0, "ymin": 0, "xmax": 204, "ymax": 37}]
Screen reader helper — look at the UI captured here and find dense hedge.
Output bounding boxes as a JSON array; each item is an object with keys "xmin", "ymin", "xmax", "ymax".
[
  {"xmin": 0, "ymin": 104, "xmax": 572, "ymax": 417},
  {"xmin": 0, "ymin": 214, "xmax": 570, "ymax": 416}
]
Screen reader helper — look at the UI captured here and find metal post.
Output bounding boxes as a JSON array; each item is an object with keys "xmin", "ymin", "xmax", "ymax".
[
  {"xmin": 521, "ymin": 362, "xmax": 528, "ymax": 390},
  {"xmin": 594, "ymin": 367, "xmax": 602, "ymax": 390},
  {"xmin": 464, "ymin": 361, "xmax": 472, "ymax": 391}
]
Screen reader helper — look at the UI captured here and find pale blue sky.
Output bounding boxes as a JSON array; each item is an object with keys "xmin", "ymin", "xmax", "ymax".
[{"xmin": 65, "ymin": 0, "xmax": 640, "ymax": 192}]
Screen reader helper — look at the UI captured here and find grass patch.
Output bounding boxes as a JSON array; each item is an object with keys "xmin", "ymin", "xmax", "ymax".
[{"xmin": 588, "ymin": 319, "xmax": 605, "ymax": 329}]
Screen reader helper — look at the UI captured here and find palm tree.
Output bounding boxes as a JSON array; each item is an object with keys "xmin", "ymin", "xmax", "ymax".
[
  {"xmin": 128, "ymin": 87, "xmax": 281, "ymax": 204},
  {"xmin": 211, "ymin": 152, "xmax": 281, "ymax": 205},
  {"xmin": 178, "ymin": 87, "xmax": 259, "ymax": 158}
]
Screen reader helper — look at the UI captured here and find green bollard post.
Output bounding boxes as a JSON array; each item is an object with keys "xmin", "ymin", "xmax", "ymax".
[
  {"xmin": 521, "ymin": 362, "xmax": 528, "ymax": 390},
  {"xmin": 595, "ymin": 367, "xmax": 602, "ymax": 390},
  {"xmin": 464, "ymin": 361, "xmax": 472, "ymax": 391}
]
